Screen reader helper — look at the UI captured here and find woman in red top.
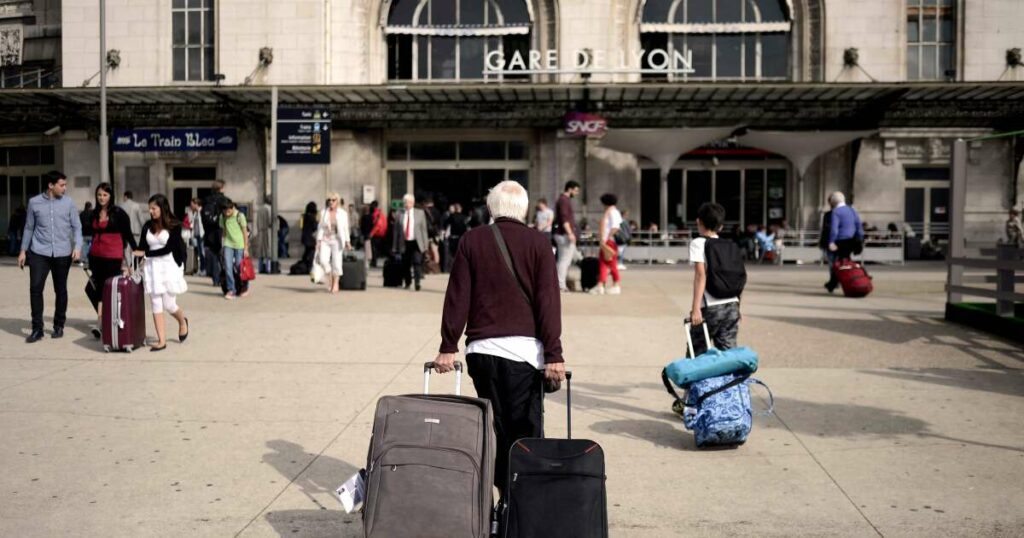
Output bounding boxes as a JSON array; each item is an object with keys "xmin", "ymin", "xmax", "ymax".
[{"xmin": 86, "ymin": 183, "xmax": 138, "ymax": 338}]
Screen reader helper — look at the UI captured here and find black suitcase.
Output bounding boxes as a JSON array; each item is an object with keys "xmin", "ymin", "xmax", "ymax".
[
  {"xmin": 501, "ymin": 372, "xmax": 608, "ymax": 538},
  {"xmin": 579, "ymin": 257, "xmax": 600, "ymax": 291},
  {"xmin": 383, "ymin": 255, "xmax": 404, "ymax": 288},
  {"xmin": 289, "ymin": 260, "xmax": 310, "ymax": 275},
  {"xmin": 341, "ymin": 252, "xmax": 367, "ymax": 290}
]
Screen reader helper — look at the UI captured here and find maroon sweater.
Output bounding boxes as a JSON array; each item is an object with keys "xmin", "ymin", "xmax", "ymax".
[{"xmin": 440, "ymin": 218, "xmax": 564, "ymax": 364}]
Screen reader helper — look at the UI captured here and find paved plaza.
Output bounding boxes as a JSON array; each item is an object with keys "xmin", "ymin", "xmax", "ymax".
[{"xmin": 0, "ymin": 261, "xmax": 1022, "ymax": 537}]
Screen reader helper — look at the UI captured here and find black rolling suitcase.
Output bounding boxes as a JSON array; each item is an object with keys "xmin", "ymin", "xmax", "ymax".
[
  {"xmin": 501, "ymin": 372, "xmax": 608, "ymax": 538},
  {"xmin": 579, "ymin": 257, "xmax": 600, "ymax": 291},
  {"xmin": 383, "ymin": 255, "xmax": 404, "ymax": 288},
  {"xmin": 341, "ymin": 252, "xmax": 367, "ymax": 290}
]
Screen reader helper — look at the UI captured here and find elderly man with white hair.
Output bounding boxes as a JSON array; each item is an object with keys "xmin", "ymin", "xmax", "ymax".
[
  {"xmin": 433, "ymin": 180, "xmax": 566, "ymax": 495},
  {"xmin": 391, "ymin": 193, "xmax": 430, "ymax": 291},
  {"xmin": 824, "ymin": 191, "xmax": 865, "ymax": 293}
]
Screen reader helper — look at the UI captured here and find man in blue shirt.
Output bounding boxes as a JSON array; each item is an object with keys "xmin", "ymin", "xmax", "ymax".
[
  {"xmin": 824, "ymin": 191, "xmax": 864, "ymax": 293},
  {"xmin": 17, "ymin": 171, "xmax": 83, "ymax": 342}
]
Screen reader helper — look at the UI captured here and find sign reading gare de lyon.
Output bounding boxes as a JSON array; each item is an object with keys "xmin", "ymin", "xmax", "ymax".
[{"xmin": 484, "ymin": 47, "xmax": 695, "ymax": 74}]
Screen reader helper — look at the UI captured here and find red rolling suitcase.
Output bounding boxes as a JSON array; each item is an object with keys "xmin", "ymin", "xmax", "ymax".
[
  {"xmin": 102, "ymin": 270, "xmax": 147, "ymax": 352},
  {"xmin": 834, "ymin": 259, "xmax": 873, "ymax": 298}
]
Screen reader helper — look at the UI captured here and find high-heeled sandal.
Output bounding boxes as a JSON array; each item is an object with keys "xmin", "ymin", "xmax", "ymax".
[{"xmin": 179, "ymin": 318, "xmax": 190, "ymax": 343}]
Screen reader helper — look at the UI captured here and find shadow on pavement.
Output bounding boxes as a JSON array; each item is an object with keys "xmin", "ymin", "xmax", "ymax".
[
  {"xmin": 261, "ymin": 440, "xmax": 361, "ymax": 538},
  {"xmin": 862, "ymin": 367, "xmax": 1024, "ymax": 399},
  {"xmin": 589, "ymin": 418, "xmax": 696, "ymax": 450}
]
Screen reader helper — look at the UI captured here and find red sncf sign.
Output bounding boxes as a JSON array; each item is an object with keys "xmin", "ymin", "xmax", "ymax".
[{"xmin": 563, "ymin": 112, "xmax": 607, "ymax": 137}]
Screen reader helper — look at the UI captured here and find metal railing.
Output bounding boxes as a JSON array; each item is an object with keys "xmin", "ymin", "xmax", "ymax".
[
  {"xmin": 777, "ymin": 229, "xmax": 905, "ymax": 265},
  {"xmin": 579, "ymin": 230, "xmax": 694, "ymax": 264},
  {"xmin": 947, "ymin": 245, "xmax": 1024, "ymax": 316}
]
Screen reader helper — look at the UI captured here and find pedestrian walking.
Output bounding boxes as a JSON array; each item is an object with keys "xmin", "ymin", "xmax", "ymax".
[
  {"xmin": 133, "ymin": 194, "xmax": 189, "ymax": 352},
  {"xmin": 591, "ymin": 193, "xmax": 623, "ymax": 295},
  {"xmin": 392, "ymin": 193, "xmax": 429, "ymax": 291},
  {"xmin": 1006, "ymin": 208, "xmax": 1023, "ymax": 247},
  {"xmin": 432, "ymin": 180, "xmax": 566, "ymax": 495},
  {"xmin": 277, "ymin": 214, "xmax": 290, "ymax": 259},
  {"xmin": 254, "ymin": 197, "xmax": 274, "ymax": 273},
  {"xmin": 119, "ymin": 191, "xmax": 147, "ymax": 241},
  {"xmin": 219, "ymin": 199, "xmax": 250, "ymax": 299},
  {"xmin": 316, "ymin": 193, "xmax": 352, "ymax": 294},
  {"xmin": 617, "ymin": 209, "xmax": 633, "ymax": 270},
  {"xmin": 553, "ymin": 181, "xmax": 581, "ymax": 292},
  {"xmin": 18, "ymin": 171, "xmax": 82, "ymax": 343},
  {"xmin": 824, "ymin": 191, "xmax": 865, "ymax": 293},
  {"xmin": 7, "ymin": 205, "xmax": 26, "ymax": 256},
  {"xmin": 84, "ymin": 183, "xmax": 138, "ymax": 339},
  {"xmin": 445, "ymin": 202, "xmax": 469, "ymax": 273},
  {"xmin": 689, "ymin": 202, "xmax": 743, "ymax": 350},
  {"xmin": 183, "ymin": 197, "xmax": 205, "ymax": 276},
  {"xmin": 368, "ymin": 201, "xmax": 388, "ymax": 268},
  {"xmin": 79, "ymin": 201, "xmax": 94, "ymax": 264},
  {"xmin": 359, "ymin": 204, "xmax": 374, "ymax": 263},
  {"xmin": 534, "ymin": 198, "xmax": 554, "ymax": 238},
  {"xmin": 201, "ymin": 180, "xmax": 228, "ymax": 286},
  {"xmin": 299, "ymin": 201, "xmax": 319, "ymax": 268}
]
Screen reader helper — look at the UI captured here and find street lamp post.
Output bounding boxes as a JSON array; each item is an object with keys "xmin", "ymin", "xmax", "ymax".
[{"xmin": 99, "ymin": 0, "xmax": 109, "ymax": 183}]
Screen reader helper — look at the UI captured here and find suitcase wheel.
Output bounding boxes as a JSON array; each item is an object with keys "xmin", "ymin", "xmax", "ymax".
[
  {"xmin": 125, "ymin": 346, "xmax": 133, "ymax": 353},
  {"xmin": 103, "ymin": 346, "xmax": 110, "ymax": 353}
]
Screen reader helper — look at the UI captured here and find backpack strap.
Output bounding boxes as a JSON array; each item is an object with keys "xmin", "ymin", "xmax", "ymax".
[
  {"xmin": 747, "ymin": 378, "xmax": 775, "ymax": 415},
  {"xmin": 490, "ymin": 224, "xmax": 532, "ymax": 308},
  {"xmin": 693, "ymin": 375, "xmax": 750, "ymax": 407}
]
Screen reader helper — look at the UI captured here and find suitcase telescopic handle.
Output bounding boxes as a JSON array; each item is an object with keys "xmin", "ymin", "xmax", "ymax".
[
  {"xmin": 423, "ymin": 361, "xmax": 463, "ymax": 396},
  {"xmin": 683, "ymin": 318, "xmax": 713, "ymax": 359},
  {"xmin": 565, "ymin": 371, "xmax": 572, "ymax": 440}
]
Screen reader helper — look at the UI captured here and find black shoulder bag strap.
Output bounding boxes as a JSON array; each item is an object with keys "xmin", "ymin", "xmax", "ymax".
[{"xmin": 490, "ymin": 223, "xmax": 531, "ymax": 307}]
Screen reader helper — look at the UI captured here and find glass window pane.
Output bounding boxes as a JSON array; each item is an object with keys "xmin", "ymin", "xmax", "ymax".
[
  {"xmin": 431, "ymin": 0, "xmax": 456, "ymax": 24},
  {"xmin": 939, "ymin": 14, "xmax": 954, "ymax": 42},
  {"xmin": 387, "ymin": 142, "xmax": 408, "ymax": 160},
  {"xmin": 687, "ymin": 35, "xmax": 712, "ymax": 78},
  {"xmin": 907, "ymin": 17, "xmax": 919, "ymax": 42},
  {"xmin": 460, "ymin": 141, "xmax": 506, "ymax": 160},
  {"xmin": 389, "ymin": 171, "xmax": 408, "ymax": 203},
  {"xmin": 686, "ymin": 170, "xmax": 712, "ymax": 226},
  {"xmin": 173, "ymin": 0, "xmax": 185, "ymax": 8},
  {"xmin": 417, "ymin": 36, "xmax": 429, "ymax": 79},
  {"xmin": 905, "ymin": 167, "xmax": 950, "ymax": 181},
  {"xmin": 717, "ymin": 0, "xmax": 742, "ymax": 22},
  {"xmin": 930, "ymin": 188, "xmax": 949, "ymax": 223},
  {"xmin": 188, "ymin": 48, "xmax": 202, "ymax": 80},
  {"xmin": 716, "ymin": 35, "xmax": 742, "ymax": 77},
  {"xmin": 761, "ymin": 33, "xmax": 788, "ymax": 78},
  {"xmin": 188, "ymin": 0, "xmax": 201, "ymax": 7},
  {"xmin": 641, "ymin": 32, "xmax": 670, "ymax": 80},
  {"xmin": 508, "ymin": 141, "xmax": 527, "ymax": 160},
  {"xmin": 188, "ymin": 11, "xmax": 202, "ymax": 45},
  {"xmin": 687, "ymin": 0, "xmax": 712, "ymax": 23},
  {"xmin": 904, "ymin": 188, "xmax": 925, "ymax": 223},
  {"xmin": 921, "ymin": 44, "xmax": 937, "ymax": 79},
  {"xmin": 921, "ymin": 16, "xmax": 936, "ymax": 42},
  {"xmin": 460, "ymin": 37, "xmax": 485, "ymax": 79},
  {"xmin": 923, "ymin": 0, "xmax": 937, "ymax": 6},
  {"xmin": 907, "ymin": 45, "xmax": 919, "ymax": 79},
  {"xmin": 431, "ymin": 36, "xmax": 457, "ymax": 79},
  {"xmin": 40, "ymin": 146, "xmax": 55, "ymax": 165},
  {"xmin": 461, "ymin": 0, "xmax": 484, "ymax": 25},
  {"xmin": 409, "ymin": 141, "xmax": 456, "ymax": 160},
  {"xmin": 173, "ymin": 48, "xmax": 186, "ymax": 80},
  {"xmin": 204, "ymin": 47, "xmax": 214, "ymax": 80},
  {"xmin": 388, "ymin": 35, "xmax": 414, "ymax": 80},
  {"xmin": 939, "ymin": 45, "xmax": 953, "ymax": 78},
  {"xmin": 204, "ymin": 10, "xmax": 214, "ymax": 45},
  {"xmin": 173, "ymin": 12, "xmax": 186, "ymax": 45},
  {"xmin": 502, "ymin": 34, "xmax": 530, "ymax": 80},
  {"xmin": 715, "ymin": 170, "xmax": 742, "ymax": 222},
  {"xmin": 642, "ymin": 0, "xmax": 672, "ymax": 22},
  {"xmin": 766, "ymin": 169, "xmax": 786, "ymax": 224},
  {"xmin": 744, "ymin": 34, "xmax": 757, "ymax": 77},
  {"xmin": 9, "ymin": 146, "xmax": 39, "ymax": 166},
  {"xmin": 388, "ymin": 0, "xmax": 418, "ymax": 25},
  {"xmin": 495, "ymin": 0, "xmax": 529, "ymax": 24},
  {"xmin": 754, "ymin": 0, "xmax": 786, "ymax": 22},
  {"xmin": 744, "ymin": 169, "xmax": 765, "ymax": 227}
]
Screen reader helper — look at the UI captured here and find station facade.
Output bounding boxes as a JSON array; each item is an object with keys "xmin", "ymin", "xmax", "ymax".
[{"xmin": 2, "ymin": 0, "xmax": 1023, "ymax": 243}]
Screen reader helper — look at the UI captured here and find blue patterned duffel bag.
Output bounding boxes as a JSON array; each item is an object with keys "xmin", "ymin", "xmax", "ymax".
[{"xmin": 680, "ymin": 374, "xmax": 773, "ymax": 447}]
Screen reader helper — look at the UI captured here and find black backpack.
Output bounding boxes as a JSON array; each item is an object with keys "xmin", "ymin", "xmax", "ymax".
[{"xmin": 704, "ymin": 237, "xmax": 747, "ymax": 298}]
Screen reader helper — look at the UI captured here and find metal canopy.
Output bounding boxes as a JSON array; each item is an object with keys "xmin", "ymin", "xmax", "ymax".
[{"xmin": 1, "ymin": 82, "xmax": 1023, "ymax": 133}]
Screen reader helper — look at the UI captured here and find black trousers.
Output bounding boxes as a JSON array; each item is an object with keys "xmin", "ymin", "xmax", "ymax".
[
  {"xmin": 28, "ymin": 252, "xmax": 72, "ymax": 331},
  {"xmin": 85, "ymin": 255, "xmax": 123, "ymax": 312},
  {"xmin": 401, "ymin": 240, "xmax": 423, "ymax": 286},
  {"xmin": 467, "ymin": 353, "xmax": 544, "ymax": 494}
]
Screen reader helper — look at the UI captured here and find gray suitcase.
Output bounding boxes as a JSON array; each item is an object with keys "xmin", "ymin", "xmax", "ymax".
[{"xmin": 363, "ymin": 361, "xmax": 496, "ymax": 538}]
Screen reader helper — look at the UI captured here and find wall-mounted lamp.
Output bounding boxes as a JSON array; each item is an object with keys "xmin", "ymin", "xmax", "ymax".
[
  {"xmin": 1008, "ymin": 48, "xmax": 1023, "ymax": 68},
  {"xmin": 259, "ymin": 47, "xmax": 274, "ymax": 66},
  {"xmin": 106, "ymin": 49, "xmax": 121, "ymax": 69}
]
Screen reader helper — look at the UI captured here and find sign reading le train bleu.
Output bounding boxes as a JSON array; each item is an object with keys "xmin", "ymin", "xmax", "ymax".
[
  {"xmin": 277, "ymin": 108, "xmax": 331, "ymax": 164},
  {"xmin": 113, "ymin": 128, "xmax": 238, "ymax": 152}
]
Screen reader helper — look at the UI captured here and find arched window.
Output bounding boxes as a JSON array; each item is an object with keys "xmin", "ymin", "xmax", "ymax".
[
  {"xmin": 386, "ymin": 0, "xmax": 532, "ymax": 81},
  {"xmin": 640, "ymin": 0, "xmax": 791, "ymax": 80}
]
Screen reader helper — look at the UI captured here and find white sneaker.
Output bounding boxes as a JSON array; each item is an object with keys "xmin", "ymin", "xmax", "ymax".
[
  {"xmin": 588, "ymin": 285, "xmax": 605, "ymax": 295},
  {"xmin": 608, "ymin": 285, "xmax": 621, "ymax": 295},
  {"xmin": 617, "ymin": 264, "xmax": 627, "ymax": 271}
]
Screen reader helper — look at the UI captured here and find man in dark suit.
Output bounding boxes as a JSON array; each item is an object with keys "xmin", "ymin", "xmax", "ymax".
[{"xmin": 392, "ymin": 193, "xmax": 430, "ymax": 291}]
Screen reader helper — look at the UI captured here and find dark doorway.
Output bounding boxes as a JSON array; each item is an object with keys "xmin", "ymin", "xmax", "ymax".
[{"xmin": 413, "ymin": 169, "xmax": 506, "ymax": 211}]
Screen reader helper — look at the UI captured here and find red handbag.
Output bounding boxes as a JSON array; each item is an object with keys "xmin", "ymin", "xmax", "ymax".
[{"xmin": 240, "ymin": 256, "xmax": 256, "ymax": 282}]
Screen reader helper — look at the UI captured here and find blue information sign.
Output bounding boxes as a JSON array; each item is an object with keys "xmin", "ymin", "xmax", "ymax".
[{"xmin": 112, "ymin": 128, "xmax": 238, "ymax": 152}]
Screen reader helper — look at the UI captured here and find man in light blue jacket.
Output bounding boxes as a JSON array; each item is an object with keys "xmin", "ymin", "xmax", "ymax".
[{"xmin": 17, "ymin": 171, "xmax": 82, "ymax": 342}]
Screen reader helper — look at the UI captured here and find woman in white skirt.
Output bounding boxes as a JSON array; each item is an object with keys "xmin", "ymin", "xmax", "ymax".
[
  {"xmin": 134, "ymin": 194, "xmax": 189, "ymax": 351},
  {"xmin": 316, "ymin": 193, "xmax": 351, "ymax": 294}
]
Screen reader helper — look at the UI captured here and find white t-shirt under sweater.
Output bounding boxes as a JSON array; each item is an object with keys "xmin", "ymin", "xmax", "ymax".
[
  {"xmin": 466, "ymin": 337, "xmax": 545, "ymax": 370},
  {"xmin": 689, "ymin": 234, "xmax": 740, "ymax": 308}
]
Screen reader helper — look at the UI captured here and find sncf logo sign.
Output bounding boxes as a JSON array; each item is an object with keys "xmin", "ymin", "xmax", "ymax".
[{"xmin": 564, "ymin": 112, "xmax": 607, "ymax": 137}]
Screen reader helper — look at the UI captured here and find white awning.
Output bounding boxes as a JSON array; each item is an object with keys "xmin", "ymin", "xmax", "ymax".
[
  {"xmin": 598, "ymin": 127, "xmax": 739, "ymax": 176},
  {"xmin": 737, "ymin": 130, "xmax": 876, "ymax": 178}
]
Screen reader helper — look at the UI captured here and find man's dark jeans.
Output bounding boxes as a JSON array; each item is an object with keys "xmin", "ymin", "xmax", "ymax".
[
  {"xmin": 28, "ymin": 252, "xmax": 72, "ymax": 331},
  {"xmin": 466, "ymin": 353, "xmax": 543, "ymax": 494},
  {"xmin": 401, "ymin": 240, "xmax": 423, "ymax": 286}
]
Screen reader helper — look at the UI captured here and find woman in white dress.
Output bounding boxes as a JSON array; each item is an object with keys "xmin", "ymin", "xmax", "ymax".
[
  {"xmin": 134, "ymin": 194, "xmax": 189, "ymax": 351},
  {"xmin": 316, "ymin": 193, "xmax": 351, "ymax": 294}
]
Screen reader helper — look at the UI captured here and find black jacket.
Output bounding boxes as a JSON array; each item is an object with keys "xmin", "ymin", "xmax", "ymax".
[
  {"xmin": 139, "ymin": 221, "xmax": 187, "ymax": 267},
  {"xmin": 91, "ymin": 206, "xmax": 139, "ymax": 254}
]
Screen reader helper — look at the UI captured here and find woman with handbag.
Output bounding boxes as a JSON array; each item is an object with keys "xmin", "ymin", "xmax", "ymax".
[
  {"xmin": 133, "ymin": 194, "xmax": 189, "ymax": 352},
  {"xmin": 316, "ymin": 193, "xmax": 352, "ymax": 294},
  {"xmin": 591, "ymin": 193, "xmax": 623, "ymax": 296},
  {"xmin": 84, "ymin": 183, "xmax": 138, "ymax": 339}
]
